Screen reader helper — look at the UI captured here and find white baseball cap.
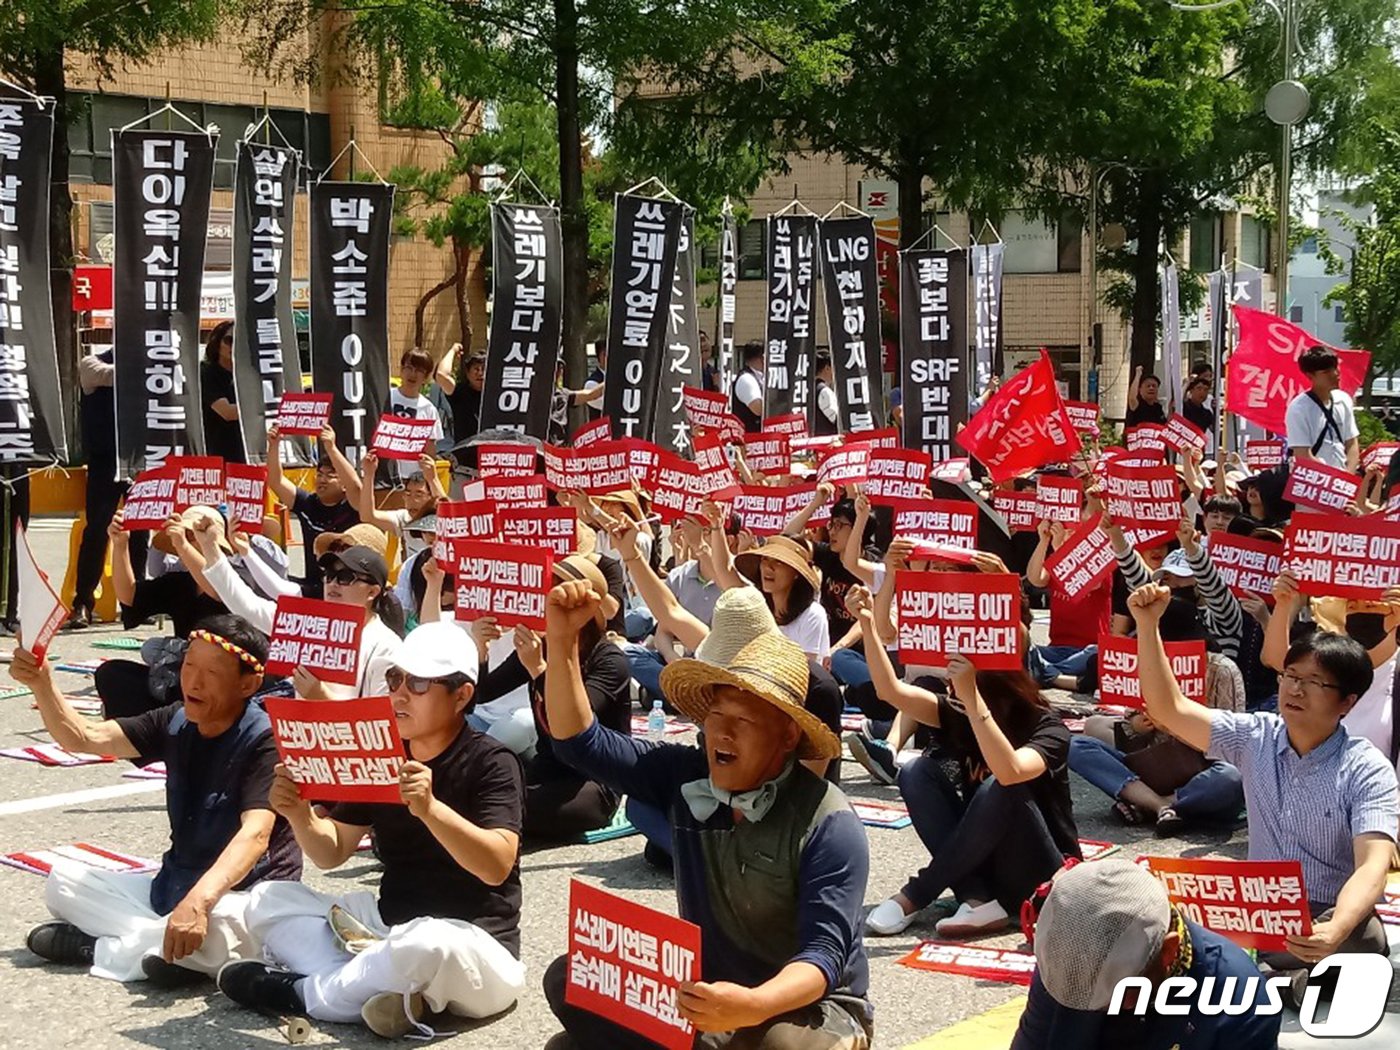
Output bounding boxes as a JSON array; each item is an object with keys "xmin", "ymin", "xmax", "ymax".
[{"xmin": 393, "ymin": 621, "xmax": 478, "ymax": 684}]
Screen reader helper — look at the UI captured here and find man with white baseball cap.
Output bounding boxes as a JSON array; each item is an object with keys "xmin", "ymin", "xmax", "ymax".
[
  {"xmin": 217, "ymin": 620, "xmax": 527, "ymax": 1038},
  {"xmin": 1012, "ymin": 859, "xmax": 1279, "ymax": 1048}
]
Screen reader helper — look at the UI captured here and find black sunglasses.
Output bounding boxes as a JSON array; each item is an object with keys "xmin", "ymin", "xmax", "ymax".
[
  {"xmin": 324, "ymin": 568, "xmax": 375, "ymax": 587},
  {"xmin": 385, "ymin": 667, "xmax": 450, "ymax": 695}
]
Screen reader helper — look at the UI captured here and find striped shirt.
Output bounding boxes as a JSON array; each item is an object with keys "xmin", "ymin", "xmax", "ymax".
[
  {"xmin": 1112, "ymin": 545, "xmax": 1241, "ymax": 661},
  {"xmin": 1209, "ymin": 710, "xmax": 1399, "ymax": 906}
]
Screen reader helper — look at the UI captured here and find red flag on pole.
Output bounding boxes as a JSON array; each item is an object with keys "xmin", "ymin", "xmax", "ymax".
[{"xmin": 956, "ymin": 350, "xmax": 1079, "ymax": 482}]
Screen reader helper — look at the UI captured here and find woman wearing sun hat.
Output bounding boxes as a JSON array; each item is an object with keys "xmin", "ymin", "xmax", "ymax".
[
  {"xmin": 540, "ymin": 578, "xmax": 873, "ymax": 1049},
  {"xmin": 722, "ymin": 534, "xmax": 831, "ymax": 659}
]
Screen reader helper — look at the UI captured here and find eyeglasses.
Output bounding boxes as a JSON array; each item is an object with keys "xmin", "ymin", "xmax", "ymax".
[
  {"xmin": 324, "ymin": 568, "xmax": 374, "ymax": 587},
  {"xmin": 1280, "ymin": 670, "xmax": 1341, "ymax": 694},
  {"xmin": 385, "ymin": 668, "xmax": 449, "ymax": 695},
  {"xmin": 828, "ymin": 519, "xmax": 852, "ymax": 532}
]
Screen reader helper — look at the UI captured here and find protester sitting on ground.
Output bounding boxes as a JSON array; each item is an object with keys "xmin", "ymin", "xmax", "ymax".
[
  {"xmin": 14, "ymin": 615, "xmax": 301, "ymax": 987},
  {"xmin": 790, "ymin": 485, "xmax": 879, "ymax": 677},
  {"xmin": 436, "ymin": 342, "xmax": 487, "ymax": 443},
  {"xmin": 105, "ymin": 509, "xmax": 227, "ymax": 639},
  {"xmin": 1069, "ymin": 594, "xmax": 1246, "ymax": 833},
  {"xmin": 1011, "ymin": 858, "xmax": 1281, "ymax": 1050},
  {"xmin": 724, "ymin": 534, "xmax": 830, "ymax": 660},
  {"xmin": 266, "ymin": 424, "xmax": 362, "ymax": 598},
  {"xmin": 1123, "ymin": 365, "xmax": 1167, "ymax": 428},
  {"xmin": 1025, "ymin": 517, "xmax": 1110, "ymax": 690},
  {"xmin": 1200, "ymin": 494, "xmax": 1241, "ymax": 540},
  {"xmin": 540, "ymin": 581, "xmax": 873, "ymax": 1049},
  {"xmin": 1128, "ymin": 581, "xmax": 1397, "ymax": 997},
  {"xmin": 201, "ymin": 321, "xmax": 246, "ymax": 464},
  {"xmin": 860, "ymin": 607, "xmax": 1081, "ymax": 939},
  {"xmin": 219, "ymin": 620, "xmax": 526, "ymax": 1038},
  {"xmin": 1286, "ymin": 344, "xmax": 1360, "ymax": 472},
  {"xmin": 356, "ymin": 449, "xmax": 444, "ymax": 576}
]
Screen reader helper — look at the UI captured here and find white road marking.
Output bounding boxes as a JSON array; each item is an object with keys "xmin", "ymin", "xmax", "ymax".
[{"xmin": 0, "ymin": 780, "xmax": 163, "ymax": 817}]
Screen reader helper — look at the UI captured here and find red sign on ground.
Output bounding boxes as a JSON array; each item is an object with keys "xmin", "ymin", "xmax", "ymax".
[
  {"xmin": 865, "ymin": 447, "xmax": 933, "ymax": 506},
  {"xmin": 898, "ymin": 941, "xmax": 1036, "ymax": 985},
  {"xmin": 1141, "ymin": 856, "xmax": 1311, "ymax": 952},
  {"xmin": 276, "ymin": 392, "xmax": 333, "ymax": 435},
  {"xmin": 743, "ymin": 432, "xmax": 790, "ymax": 475},
  {"xmin": 122, "ymin": 467, "xmax": 179, "ymax": 529},
  {"xmin": 1035, "ymin": 475, "xmax": 1082, "ymax": 525},
  {"xmin": 1283, "ymin": 459, "xmax": 1360, "ymax": 514},
  {"xmin": 168, "ymin": 455, "xmax": 224, "ymax": 511},
  {"xmin": 1207, "ymin": 532, "xmax": 1282, "ymax": 602},
  {"xmin": 1284, "ymin": 514, "xmax": 1400, "ymax": 599},
  {"xmin": 476, "ymin": 443, "xmax": 538, "ymax": 478},
  {"xmin": 1097, "ymin": 635, "xmax": 1206, "ymax": 709},
  {"xmin": 498, "ymin": 506, "xmax": 577, "ymax": 556},
  {"xmin": 896, "ymin": 571, "xmax": 1022, "ymax": 670},
  {"xmin": 266, "ymin": 696, "xmax": 405, "ymax": 805},
  {"xmin": 566, "ymin": 880, "xmax": 702, "ymax": 1050},
  {"xmin": 225, "ymin": 463, "xmax": 268, "ymax": 528},
  {"xmin": 452, "ymin": 540, "xmax": 553, "ymax": 630},
  {"xmin": 265, "ymin": 596, "xmax": 365, "ymax": 686},
  {"xmin": 892, "ymin": 498, "xmax": 978, "ymax": 553},
  {"xmin": 1044, "ymin": 519, "xmax": 1116, "ymax": 599},
  {"xmin": 370, "ymin": 416, "xmax": 436, "ymax": 460},
  {"xmin": 993, "ymin": 490, "xmax": 1040, "ymax": 533}
]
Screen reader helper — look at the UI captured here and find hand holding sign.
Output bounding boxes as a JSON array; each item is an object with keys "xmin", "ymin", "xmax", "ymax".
[{"xmin": 398, "ymin": 760, "xmax": 434, "ymax": 819}]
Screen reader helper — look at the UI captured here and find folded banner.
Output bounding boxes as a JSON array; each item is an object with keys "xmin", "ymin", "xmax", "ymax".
[
  {"xmin": 763, "ymin": 213, "xmax": 818, "ymax": 422},
  {"xmin": 742, "ymin": 432, "xmax": 789, "ymax": 475},
  {"xmin": 266, "ymin": 696, "xmax": 405, "ymax": 805},
  {"xmin": 896, "ymin": 571, "xmax": 1023, "ymax": 670},
  {"xmin": 1036, "ymin": 476, "xmax": 1082, "ymax": 525},
  {"xmin": 716, "ymin": 208, "xmax": 737, "ymax": 396},
  {"xmin": 865, "ymin": 448, "xmax": 933, "ymax": 506},
  {"xmin": 605, "ymin": 194, "xmax": 683, "ymax": 440},
  {"xmin": 265, "ymin": 595, "xmax": 365, "ymax": 687},
  {"xmin": 370, "ymin": 416, "xmax": 436, "ymax": 461},
  {"xmin": 122, "ymin": 466, "xmax": 178, "ymax": 529},
  {"xmin": 498, "ymin": 506, "xmax": 576, "ymax": 556},
  {"xmin": 0, "ymin": 97, "xmax": 66, "ymax": 462},
  {"xmin": 224, "ymin": 462, "xmax": 268, "ymax": 528},
  {"xmin": 1044, "ymin": 519, "xmax": 1116, "ymax": 598},
  {"xmin": 970, "ymin": 242, "xmax": 1004, "ymax": 395},
  {"xmin": 993, "ymin": 490, "xmax": 1040, "ymax": 533},
  {"xmin": 957, "ymin": 350, "xmax": 1077, "ymax": 482},
  {"xmin": 476, "ymin": 443, "xmax": 538, "ymax": 478},
  {"xmin": 1283, "ymin": 514, "xmax": 1400, "ymax": 599},
  {"xmin": 1227, "ymin": 305, "xmax": 1370, "ymax": 436},
  {"xmin": 1141, "ymin": 856, "xmax": 1310, "ymax": 952},
  {"xmin": 900, "ymin": 248, "xmax": 968, "ymax": 461},
  {"xmin": 479, "ymin": 202, "xmax": 563, "ymax": 438},
  {"xmin": 682, "ymin": 387, "xmax": 744, "ymax": 444},
  {"xmin": 232, "ymin": 140, "xmax": 302, "ymax": 466},
  {"xmin": 453, "ymin": 540, "xmax": 553, "ymax": 629},
  {"xmin": 652, "ymin": 210, "xmax": 700, "ymax": 455},
  {"xmin": 818, "ymin": 215, "xmax": 884, "ymax": 432},
  {"xmin": 168, "ymin": 455, "xmax": 224, "ymax": 511},
  {"xmin": 1207, "ymin": 532, "xmax": 1282, "ymax": 602},
  {"xmin": 1097, "ymin": 635, "xmax": 1207, "ymax": 709},
  {"xmin": 16, "ymin": 520, "xmax": 66, "ymax": 660},
  {"xmin": 276, "ymin": 392, "xmax": 333, "ymax": 436},
  {"xmin": 892, "ymin": 498, "xmax": 978, "ymax": 552},
  {"xmin": 113, "ymin": 128, "xmax": 217, "ymax": 475},
  {"xmin": 1283, "ymin": 459, "xmax": 1360, "ymax": 514},
  {"xmin": 309, "ymin": 181, "xmax": 394, "ymax": 466}
]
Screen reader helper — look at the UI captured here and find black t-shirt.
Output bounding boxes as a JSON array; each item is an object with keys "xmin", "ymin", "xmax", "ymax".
[
  {"xmin": 447, "ymin": 383, "xmax": 483, "ymax": 444},
  {"xmin": 804, "ymin": 659, "xmax": 844, "ymax": 784},
  {"xmin": 291, "ymin": 489, "xmax": 359, "ymax": 591},
  {"xmin": 811, "ymin": 541, "xmax": 866, "ymax": 642},
  {"xmin": 1182, "ymin": 398, "xmax": 1214, "ymax": 435},
  {"xmin": 201, "ymin": 361, "xmax": 246, "ymax": 464},
  {"xmin": 1123, "ymin": 401, "xmax": 1168, "ymax": 428},
  {"xmin": 330, "ymin": 725, "xmax": 525, "ymax": 956},
  {"xmin": 122, "ymin": 572, "xmax": 227, "ymax": 637}
]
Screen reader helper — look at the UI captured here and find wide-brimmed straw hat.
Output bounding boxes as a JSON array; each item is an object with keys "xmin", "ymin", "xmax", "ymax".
[
  {"xmin": 314, "ymin": 522, "xmax": 389, "ymax": 558},
  {"xmin": 152, "ymin": 505, "xmax": 233, "ymax": 556},
  {"xmin": 552, "ymin": 552, "xmax": 622, "ymax": 622},
  {"xmin": 597, "ymin": 488, "xmax": 644, "ymax": 523},
  {"xmin": 735, "ymin": 535, "xmax": 821, "ymax": 591},
  {"xmin": 660, "ymin": 630, "xmax": 838, "ymax": 760}
]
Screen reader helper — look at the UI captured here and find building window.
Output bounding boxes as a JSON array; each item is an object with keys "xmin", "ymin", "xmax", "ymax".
[
  {"xmin": 738, "ymin": 219, "xmax": 765, "ymax": 281},
  {"xmin": 1239, "ymin": 215, "xmax": 1272, "ymax": 271},
  {"xmin": 1189, "ymin": 214, "xmax": 1220, "ymax": 272},
  {"xmin": 1335, "ymin": 304, "xmax": 1346, "ymax": 322},
  {"xmin": 1001, "ymin": 209, "xmax": 1080, "ymax": 274},
  {"xmin": 1289, "ymin": 305, "xmax": 1304, "ymax": 323},
  {"xmin": 1300, "ymin": 235, "xmax": 1319, "ymax": 255}
]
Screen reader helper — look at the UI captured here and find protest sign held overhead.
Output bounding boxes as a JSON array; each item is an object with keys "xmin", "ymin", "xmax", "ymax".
[
  {"xmin": 650, "ymin": 452, "xmax": 707, "ymax": 524},
  {"xmin": 1283, "ymin": 459, "xmax": 1361, "ymax": 514},
  {"xmin": 957, "ymin": 350, "xmax": 1078, "ymax": 481},
  {"xmin": 742, "ymin": 432, "xmax": 790, "ymax": 475},
  {"xmin": 818, "ymin": 214, "xmax": 884, "ymax": 432},
  {"xmin": 816, "ymin": 442, "xmax": 872, "ymax": 487},
  {"xmin": 896, "ymin": 571, "xmax": 1023, "ymax": 670},
  {"xmin": 370, "ymin": 416, "xmax": 437, "ymax": 461},
  {"xmin": 763, "ymin": 213, "xmax": 818, "ymax": 423},
  {"xmin": 682, "ymin": 387, "xmax": 744, "ymax": 444},
  {"xmin": 266, "ymin": 696, "xmax": 405, "ymax": 805},
  {"xmin": 168, "ymin": 456, "xmax": 224, "ymax": 511},
  {"xmin": 499, "ymin": 506, "xmax": 577, "ymax": 556},
  {"xmin": 1207, "ymin": 532, "xmax": 1282, "ymax": 601},
  {"xmin": 453, "ymin": 540, "xmax": 553, "ymax": 630},
  {"xmin": 1284, "ymin": 514, "xmax": 1400, "ymax": 599},
  {"xmin": 1063, "ymin": 400, "xmax": 1101, "ymax": 437},
  {"xmin": 276, "ymin": 392, "xmax": 334, "ymax": 436},
  {"xmin": 1363, "ymin": 441, "xmax": 1400, "ymax": 474},
  {"xmin": 1162, "ymin": 414, "xmax": 1207, "ymax": 456},
  {"xmin": 929, "ymin": 457, "xmax": 972, "ymax": 484},
  {"xmin": 479, "ymin": 474, "xmax": 549, "ymax": 511},
  {"xmin": 1044, "ymin": 519, "xmax": 1116, "ymax": 598},
  {"xmin": 122, "ymin": 466, "xmax": 179, "ymax": 529},
  {"xmin": 1123, "ymin": 424, "xmax": 1167, "ymax": 460},
  {"xmin": 1141, "ymin": 856, "xmax": 1310, "ymax": 953},
  {"xmin": 572, "ymin": 416, "xmax": 611, "ymax": 449},
  {"xmin": 476, "ymin": 443, "xmax": 538, "ymax": 478},
  {"xmin": 691, "ymin": 431, "xmax": 739, "ymax": 497},
  {"xmin": 993, "ymin": 490, "xmax": 1040, "ymax": 532},
  {"xmin": 1101, "ymin": 462, "xmax": 1180, "ymax": 548},
  {"xmin": 892, "ymin": 498, "xmax": 978, "ymax": 553},
  {"xmin": 543, "ymin": 441, "xmax": 634, "ymax": 495},
  {"xmin": 433, "ymin": 500, "xmax": 499, "ymax": 562},
  {"xmin": 265, "ymin": 596, "xmax": 365, "ymax": 687},
  {"xmin": 224, "ymin": 462, "xmax": 267, "ymax": 528},
  {"xmin": 728, "ymin": 486, "xmax": 790, "ymax": 536},
  {"xmin": 1035, "ymin": 475, "xmax": 1082, "ymax": 525},
  {"xmin": 1097, "ymin": 635, "xmax": 1207, "ymax": 709},
  {"xmin": 1244, "ymin": 439, "xmax": 1285, "ymax": 472},
  {"xmin": 864, "ymin": 447, "xmax": 932, "ymax": 506}
]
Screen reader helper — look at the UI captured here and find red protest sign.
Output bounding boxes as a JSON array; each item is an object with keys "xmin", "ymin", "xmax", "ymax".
[
  {"xmin": 371, "ymin": 416, "xmax": 436, "ymax": 460},
  {"xmin": 681, "ymin": 386, "xmax": 744, "ymax": 444},
  {"xmin": 729, "ymin": 486, "xmax": 790, "ymax": 536},
  {"xmin": 692, "ymin": 431, "xmax": 739, "ymax": 498},
  {"xmin": 1283, "ymin": 459, "xmax": 1360, "ymax": 514},
  {"xmin": 265, "ymin": 696, "xmax": 405, "ymax": 805},
  {"xmin": 1102, "ymin": 462, "xmax": 1179, "ymax": 548},
  {"xmin": 476, "ymin": 443, "xmax": 538, "ymax": 478},
  {"xmin": 1063, "ymin": 400, "xmax": 1101, "ymax": 437},
  {"xmin": 1388, "ymin": 492, "xmax": 1400, "ymax": 521},
  {"xmin": 224, "ymin": 463, "xmax": 268, "ymax": 528},
  {"xmin": 453, "ymin": 540, "xmax": 553, "ymax": 629},
  {"xmin": 929, "ymin": 458, "xmax": 971, "ymax": 484},
  {"xmin": 572, "ymin": 417, "xmax": 611, "ymax": 449},
  {"xmin": 1097, "ymin": 634, "xmax": 1206, "ymax": 709},
  {"xmin": 848, "ymin": 426, "xmax": 900, "ymax": 450},
  {"xmin": 1163, "ymin": 414, "xmax": 1207, "ymax": 456},
  {"xmin": 1363, "ymin": 441, "xmax": 1400, "ymax": 474},
  {"xmin": 122, "ymin": 467, "xmax": 179, "ymax": 529},
  {"xmin": 897, "ymin": 941, "xmax": 1036, "ymax": 986},
  {"xmin": 265, "ymin": 596, "xmax": 366, "ymax": 686},
  {"xmin": 896, "ymin": 571, "xmax": 1022, "ymax": 670},
  {"xmin": 617, "ymin": 438, "xmax": 662, "ymax": 491},
  {"xmin": 276, "ymin": 392, "xmax": 333, "ymax": 436},
  {"xmin": 1284, "ymin": 514, "xmax": 1400, "ymax": 600},
  {"xmin": 16, "ymin": 521, "xmax": 66, "ymax": 661},
  {"xmin": 499, "ymin": 506, "xmax": 577, "ymax": 556},
  {"xmin": 651, "ymin": 453, "xmax": 706, "ymax": 524},
  {"xmin": 742, "ymin": 432, "xmax": 790, "ymax": 475},
  {"xmin": 865, "ymin": 448, "xmax": 933, "ymax": 506},
  {"xmin": 1044, "ymin": 519, "xmax": 1116, "ymax": 599},
  {"xmin": 892, "ymin": 498, "xmax": 978, "ymax": 552},
  {"xmin": 168, "ymin": 456, "xmax": 224, "ymax": 511},
  {"xmin": 1035, "ymin": 476, "xmax": 1082, "ymax": 525},
  {"xmin": 1227, "ymin": 305, "xmax": 1370, "ymax": 436},
  {"xmin": 817, "ymin": 443, "xmax": 872, "ymax": 487},
  {"xmin": 543, "ymin": 442, "xmax": 634, "ymax": 495},
  {"xmin": 993, "ymin": 490, "xmax": 1040, "ymax": 532},
  {"xmin": 1141, "ymin": 856, "xmax": 1310, "ymax": 952},
  {"xmin": 566, "ymin": 880, "xmax": 702, "ymax": 1050},
  {"xmin": 1207, "ymin": 533, "xmax": 1282, "ymax": 602},
  {"xmin": 957, "ymin": 350, "xmax": 1080, "ymax": 482},
  {"xmin": 1244, "ymin": 439, "xmax": 1285, "ymax": 472},
  {"xmin": 762, "ymin": 413, "xmax": 808, "ymax": 438},
  {"xmin": 434, "ymin": 500, "xmax": 499, "ymax": 562},
  {"xmin": 783, "ymin": 485, "xmax": 830, "ymax": 526},
  {"xmin": 1123, "ymin": 424, "xmax": 1167, "ymax": 459},
  {"xmin": 480, "ymin": 474, "xmax": 549, "ymax": 511}
]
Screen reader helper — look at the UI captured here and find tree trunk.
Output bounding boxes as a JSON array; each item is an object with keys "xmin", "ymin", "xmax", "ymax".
[
  {"xmin": 413, "ymin": 270, "xmax": 459, "ymax": 351},
  {"xmin": 554, "ymin": 0, "xmax": 588, "ymax": 395},
  {"xmin": 452, "ymin": 238, "xmax": 472, "ymax": 350},
  {"xmin": 896, "ymin": 165, "xmax": 924, "ymax": 251},
  {"xmin": 1129, "ymin": 170, "xmax": 1165, "ymax": 380}
]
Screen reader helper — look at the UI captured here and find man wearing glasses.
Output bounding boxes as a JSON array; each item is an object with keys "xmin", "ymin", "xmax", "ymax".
[
  {"xmin": 1127, "ymin": 582, "xmax": 1397, "ymax": 1003},
  {"xmin": 217, "ymin": 621, "xmax": 526, "ymax": 1037}
]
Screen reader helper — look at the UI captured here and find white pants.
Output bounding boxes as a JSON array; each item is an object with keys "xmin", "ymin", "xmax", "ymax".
[
  {"xmin": 245, "ymin": 881, "xmax": 525, "ymax": 1025},
  {"xmin": 44, "ymin": 859, "xmax": 254, "ymax": 982}
]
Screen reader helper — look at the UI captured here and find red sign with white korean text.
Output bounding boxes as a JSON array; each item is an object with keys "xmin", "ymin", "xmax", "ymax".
[
  {"xmin": 1035, "ymin": 476, "xmax": 1081, "ymax": 525},
  {"xmin": 761, "ymin": 413, "xmax": 807, "ymax": 438},
  {"xmin": 865, "ymin": 447, "xmax": 933, "ymax": 506},
  {"xmin": 729, "ymin": 486, "xmax": 790, "ymax": 536},
  {"xmin": 476, "ymin": 443, "xmax": 538, "ymax": 478},
  {"xmin": 543, "ymin": 442, "xmax": 633, "ymax": 495},
  {"xmin": 892, "ymin": 498, "xmax": 978, "ymax": 552},
  {"xmin": 572, "ymin": 417, "xmax": 611, "ymax": 449},
  {"xmin": 816, "ymin": 443, "xmax": 872, "ymax": 487},
  {"xmin": 168, "ymin": 455, "xmax": 224, "ymax": 511},
  {"xmin": 651, "ymin": 453, "xmax": 707, "ymax": 524},
  {"xmin": 72, "ymin": 265, "xmax": 113, "ymax": 312},
  {"xmin": 897, "ymin": 942, "xmax": 1035, "ymax": 985},
  {"xmin": 265, "ymin": 596, "xmax": 366, "ymax": 686},
  {"xmin": 1207, "ymin": 533, "xmax": 1282, "ymax": 602},
  {"xmin": 265, "ymin": 696, "xmax": 405, "ymax": 805},
  {"xmin": 1388, "ymin": 492, "xmax": 1400, "ymax": 521},
  {"xmin": 681, "ymin": 387, "xmax": 744, "ymax": 444},
  {"xmin": 1102, "ymin": 463, "xmax": 1179, "ymax": 548},
  {"xmin": 1244, "ymin": 439, "xmax": 1285, "ymax": 472},
  {"xmin": 993, "ymin": 490, "xmax": 1040, "ymax": 533},
  {"xmin": 498, "ymin": 506, "xmax": 577, "ymax": 556},
  {"xmin": 1283, "ymin": 459, "xmax": 1360, "ymax": 514},
  {"xmin": 783, "ymin": 485, "xmax": 831, "ymax": 526},
  {"xmin": 370, "ymin": 416, "xmax": 436, "ymax": 461},
  {"xmin": 743, "ymin": 432, "xmax": 790, "ymax": 475},
  {"xmin": 1123, "ymin": 424, "xmax": 1167, "ymax": 459},
  {"xmin": 1097, "ymin": 634, "xmax": 1206, "ymax": 710},
  {"xmin": 929, "ymin": 458, "xmax": 971, "ymax": 484},
  {"xmin": 896, "ymin": 571, "xmax": 1022, "ymax": 670},
  {"xmin": 480, "ymin": 474, "xmax": 549, "ymax": 511},
  {"xmin": 1363, "ymin": 441, "xmax": 1400, "ymax": 474},
  {"xmin": 276, "ymin": 392, "xmax": 334, "ymax": 436},
  {"xmin": 1284, "ymin": 514, "xmax": 1400, "ymax": 600},
  {"xmin": 122, "ymin": 466, "xmax": 179, "ymax": 529},
  {"xmin": 1162, "ymin": 414, "xmax": 1207, "ymax": 456},
  {"xmin": 692, "ymin": 431, "xmax": 739, "ymax": 498},
  {"xmin": 957, "ymin": 350, "xmax": 1080, "ymax": 482},
  {"xmin": 1141, "ymin": 856, "xmax": 1311, "ymax": 952},
  {"xmin": 1227, "ymin": 305, "xmax": 1370, "ymax": 436},
  {"xmin": 1063, "ymin": 400, "xmax": 1101, "ymax": 437},
  {"xmin": 1044, "ymin": 519, "xmax": 1116, "ymax": 599},
  {"xmin": 847, "ymin": 426, "xmax": 900, "ymax": 450},
  {"xmin": 224, "ymin": 463, "xmax": 268, "ymax": 528},
  {"xmin": 453, "ymin": 540, "xmax": 553, "ymax": 630},
  {"xmin": 434, "ymin": 500, "xmax": 499, "ymax": 563},
  {"xmin": 566, "ymin": 879, "xmax": 702, "ymax": 1050},
  {"xmin": 617, "ymin": 438, "xmax": 662, "ymax": 491}
]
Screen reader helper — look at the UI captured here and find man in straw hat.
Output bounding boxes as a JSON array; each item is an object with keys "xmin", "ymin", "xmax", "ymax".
[
  {"xmin": 1012, "ymin": 859, "xmax": 1279, "ymax": 1048},
  {"xmin": 539, "ymin": 577, "xmax": 872, "ymax": 1048}
]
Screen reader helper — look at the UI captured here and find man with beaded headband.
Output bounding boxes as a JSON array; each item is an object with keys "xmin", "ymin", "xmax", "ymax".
[{"xmin": 9, "ymin": 614, "xmax": 301, "ymax": 988}]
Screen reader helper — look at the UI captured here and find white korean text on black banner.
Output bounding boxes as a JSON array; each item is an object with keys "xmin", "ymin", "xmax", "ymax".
[
  {"xmin": 900, "ymin": 249, "xmax": 968, "ymax": 461},
  {"xmin": 818, "ymin": 215, "xmax": 883, "ymax": 432},
  {"xmin": 971, "ymin": 242, "xmax": 1003, "ymax": 396},
  {"xmin": 653, "ymin": 210, "xmax": 700, "ymax": 455},
  {"xmin": 764, "ymin": 213, "xmax": 817, "ymax": 422},
  {"xmin": 717, "ymin": 208, "xmax": 737, "ymax": 396}
]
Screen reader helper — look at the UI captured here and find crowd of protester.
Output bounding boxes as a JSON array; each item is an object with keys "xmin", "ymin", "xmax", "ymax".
[{"xmin": 9, "ymin": 335, "xmax": 1400, "ymax": 1047}]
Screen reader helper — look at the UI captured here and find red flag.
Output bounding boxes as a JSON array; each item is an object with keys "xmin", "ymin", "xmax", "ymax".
[
  {"xmin": 956, "ymin": 351, "xmax": 1079, "ymax": 481},
  {"xmin": 1226, "ymin": 305, "xmax": 1370, "ymax": 436}
]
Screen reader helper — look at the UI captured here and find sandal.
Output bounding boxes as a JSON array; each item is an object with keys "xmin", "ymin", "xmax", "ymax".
[
  {"xmin": 1155, "ymin": 805, "xmax": 1186, "ymax": 837},
  {"xmin": 1112, "ymin": 799, "xmax": 1148, "ymax": 826}
]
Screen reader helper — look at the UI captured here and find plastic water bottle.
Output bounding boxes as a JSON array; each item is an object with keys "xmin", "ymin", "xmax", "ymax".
[{"xmin": 647, "ymin": 699, "xmax": 666, "ymax": 741}]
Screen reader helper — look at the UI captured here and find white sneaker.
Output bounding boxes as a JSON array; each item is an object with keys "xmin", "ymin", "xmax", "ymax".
[
  {"xmin": 866, "ymin": 897, "xmax": 917, "ymax": 935},
  {"xmin": 934, "ymin": 900, "xmax": 1010, "ymax": 938}
]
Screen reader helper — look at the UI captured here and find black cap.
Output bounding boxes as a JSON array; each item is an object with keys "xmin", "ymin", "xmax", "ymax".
[{"xmin": 318, "ymin": 546, "xmax": 389, "ymax": 588}]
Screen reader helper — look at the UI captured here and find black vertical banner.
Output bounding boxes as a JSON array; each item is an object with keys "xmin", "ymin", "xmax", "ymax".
[
  {"xmin": 653, "ymin": 210, "xmax": 699, "ymax": 455},
  {"xmin": 604, "ymin": 194, "xmax": 682, "ymax": 440},
  {"xmin": 0, "ymin": 96, "xmax": 66, "ymax": 463},
  {"xmin": 233, "ymin": 140, "xmax": 302, "ymax": 465},
  {"xmin": 480, "ymin": 202, "xmax": 563, "ymax": 438},
  {"xmin": 763, "ymin": 213, "xmax": 817, "ymax": 422},
  {"xmin": 716, "ymin": 209, "xmax": 737, "ymax": 396},
  {"xmin": 112, "ymin": 128, "xmax": 217, "ymax": 476},
  {"xmin": 309, "ymin": 181, "xmax": 394, "ymax": 467},
  {"xmin": 817, "ymin": 215, "xmax": 883, "ymax": 432},
  {"xmin": 900, "ymin": 249, "xmax": 968, "ymax": 461}
]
